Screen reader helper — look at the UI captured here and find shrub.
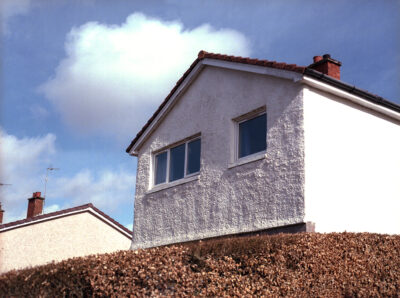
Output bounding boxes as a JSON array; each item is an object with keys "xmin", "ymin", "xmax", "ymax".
[{"xmin": 1, "ymin": 233, "xmax": 399, "ymax": 296}]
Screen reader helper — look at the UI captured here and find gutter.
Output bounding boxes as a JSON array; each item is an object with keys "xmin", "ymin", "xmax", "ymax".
[{"xmin": 304, "ymin": 68, "xmax": 400, "ymax": 114}]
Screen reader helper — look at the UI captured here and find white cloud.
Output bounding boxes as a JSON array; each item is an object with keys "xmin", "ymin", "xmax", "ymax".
[
  {"xmin": 40, "ymin": 12, "xmax": 251, "ymax": 138},
  {"xmin": 43, "ymin": 204, "xmax": 60, "ymax": 213},
  {"xmin": 0, "ymin": 129, "xmax": 56, "ymax": 221},
  {"xmin": 0, "ymin": 0, "xmax": 31, "ymax": 34},
  {"xmin": 0, "ymin": 129, "xmax": 134, "ymax": 224},
  {"xmin": 51, "ymin": 168, "xmax": 135, "ymax": 212},
  {"xmin": 0, "ymin": 129, "xmax": 56, "ymax": 183}
]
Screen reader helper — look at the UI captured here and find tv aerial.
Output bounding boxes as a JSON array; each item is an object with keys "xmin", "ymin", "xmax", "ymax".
[
  {"xmin": 44, "ymin": 167, "xmax": 59, "ymax": 199},
  {"xmin": 0, "ymin": 183, "xmax": 11, "ymax": 212}
]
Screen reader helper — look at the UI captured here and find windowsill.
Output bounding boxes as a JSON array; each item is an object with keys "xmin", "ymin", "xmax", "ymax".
[
  {"xmin": 228, "ymin": 151, "xmax": 267, "ymax": 169},
  {"xmin": 147, "ymin": 174, "xmax": 200, "ymax": 194}
]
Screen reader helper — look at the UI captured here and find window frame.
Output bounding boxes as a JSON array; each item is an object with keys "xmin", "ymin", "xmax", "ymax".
[
  {"xmin": 233, "ymin": 106, "xmax": 267, "ymax": 162},
  {"xmin": 152, "ymin": 135, "xmax": 201, "ymax": 187},
  {"xmin": 154, "ymin": 150, "xmax": 168, "ymax": 185}
]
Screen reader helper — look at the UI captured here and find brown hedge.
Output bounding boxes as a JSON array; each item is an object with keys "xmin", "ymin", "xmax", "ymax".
[{"xmin": 1, "ymin": 232, "xmax": 399, "ymax": 297}]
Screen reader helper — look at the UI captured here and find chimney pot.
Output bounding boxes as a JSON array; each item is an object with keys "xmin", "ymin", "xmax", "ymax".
[
  {"xmin": 308, "ymin": 53, "xmax": 342, "ymax": 80},
  {"xmin": 313, "ymin": 56, "xmax": 323, "ymax": 63},
  {"xmin": 27, "ymin": 192, "xmax": 45, "ymax": 218}
]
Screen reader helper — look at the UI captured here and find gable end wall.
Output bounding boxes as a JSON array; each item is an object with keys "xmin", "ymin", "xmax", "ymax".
[
  {"xmin": 132, "ymin": 66, "xmax": 306, "ymax": 249},
  {"xmin": 0, "ymin": 212, "xmax": 131, "ymax": 273},
  {"xmin": 303, "ymin": 87, "xmax": 400, "ymax": 233}
]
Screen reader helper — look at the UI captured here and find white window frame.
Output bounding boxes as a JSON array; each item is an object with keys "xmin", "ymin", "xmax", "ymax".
[
  {"xmin": 231, "ymin": 106, "xmax": 267, "ymax": 166},
  {"xmin": 152, "ymin": 136, "xmax": 201, "ymax": 187}
]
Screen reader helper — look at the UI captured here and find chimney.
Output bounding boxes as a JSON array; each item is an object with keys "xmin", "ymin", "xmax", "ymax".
[
  {"xmin": 0, "ymin": 203, "xmax": 4, "ymax": 224},
  {"xmin": 27, "ymin": 192, "xmax": 44, "ymax": 218},
  {"xmin": 308, "ymin": 54, "xmax": 342, "ymax": 80}
]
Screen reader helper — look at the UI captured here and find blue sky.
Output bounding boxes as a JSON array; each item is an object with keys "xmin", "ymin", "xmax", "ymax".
[{"xmin": 1, "ymin": 0, "xmax": 399, "ymax": 229}]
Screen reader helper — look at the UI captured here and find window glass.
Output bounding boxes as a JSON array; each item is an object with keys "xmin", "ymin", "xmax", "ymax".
[
  {"xmin": 169, "ymin": 143, "xmax": 185, "ymax": 181},
  {"xmin": 187, "ymin": 139, "xmax": 201, "ymax": 175},
  {"xmin": 239, "ymin": 113, "xmax": 266, "ymax": 158},
  {"xmin": 155, "ymin": 151, "xmax": 167, "ymax": 185}
]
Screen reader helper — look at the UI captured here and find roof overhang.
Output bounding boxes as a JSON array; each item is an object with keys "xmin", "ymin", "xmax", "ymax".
[
  {"xmin": 126, "ymin": 51, "xmax": 400, "ymax": 156},
  {"xmin": 300, "ymin": 75, "xmax": 400, "ymax": 122},
  {"xmin": 127, "ymin": 58, "xmax": 303, "ymax": 156}
]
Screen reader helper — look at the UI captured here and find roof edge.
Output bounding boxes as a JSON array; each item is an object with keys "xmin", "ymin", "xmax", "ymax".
[
  {"xmin": 126, "ymin": 50, "xmax": 306, "ymax": 154},
  {"xmin": 0, "ymin": 203, "xmax": 133, "ymax": 238},
  {"xmin": 126, "ymin": 54, "xmax": 204, "ymax": 154},
  {"xmin": 126, "ymin": 51, "xmax": 400, "ymax": 155},
  {"xmin": 304, "ymin": 68, "xmax": 400, "ymax": 113}
]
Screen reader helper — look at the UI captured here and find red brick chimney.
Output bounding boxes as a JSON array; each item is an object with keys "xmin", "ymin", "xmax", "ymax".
[
  {"xmin": 27, "ymin": 192, "xmax": 44, "ymax": 218},
  {"xmin": 308, "ymin": 54, "xmax": 342, "ymax": 80},
  {"xmin": 0, "ymin": 203, "xmax": 4, "ymax": 224}
]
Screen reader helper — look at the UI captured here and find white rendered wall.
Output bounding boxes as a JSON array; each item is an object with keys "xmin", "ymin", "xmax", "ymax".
[
  {"xmin": 132, "ymin": 66, "xmax": 305, "ymax": 249},
  {"xmin": 303, "ymin": 87, "xmax": 400, "ymax": 234},
  {"xmin": 0, "ymin": 212, "xmax": 131, "ymax": 273}
]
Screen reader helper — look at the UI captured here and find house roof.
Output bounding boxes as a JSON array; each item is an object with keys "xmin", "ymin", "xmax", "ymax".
[
  {"xmin": 0, "ymin": 203, "xmax": 133, "ymax": 238},
  {"xmin": 126, "ymin": 50, "xmax": 400, "ymax": 154}
]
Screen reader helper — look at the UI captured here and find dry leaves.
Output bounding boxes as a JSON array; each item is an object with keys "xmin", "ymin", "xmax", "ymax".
[{"xmin": 0, "ymin": 232, "xmax": 399, "ymax": 297}]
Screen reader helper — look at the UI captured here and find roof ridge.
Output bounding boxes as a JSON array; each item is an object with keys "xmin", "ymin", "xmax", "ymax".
[{"xmin": 197, "ymin": 50, "xmax": 306, "ymax": 73}]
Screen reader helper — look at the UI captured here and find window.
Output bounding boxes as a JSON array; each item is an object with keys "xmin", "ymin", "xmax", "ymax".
[
  {"xmin": 187, "ymin": 138, "xmax": 201, "ymax": 174},
  {"xmin": 154, "ymin": 151, "xmax": 167, "ymax": 184},
  {"xmin": 237, "ymin": 112, "xmax": 266, "ymax": 159},
  {"xmin": 154, "ymin": 138, "xmax": 201, "ymax": 185}
]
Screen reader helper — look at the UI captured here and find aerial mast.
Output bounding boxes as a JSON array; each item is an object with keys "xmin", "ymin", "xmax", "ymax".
[
  {"xmin": 44, "ymin": 167, "xmax": 59, "ymax": 199},
  {"xmin": 0, "ymin": 183, "xmax": 11, "ymax": 223}
]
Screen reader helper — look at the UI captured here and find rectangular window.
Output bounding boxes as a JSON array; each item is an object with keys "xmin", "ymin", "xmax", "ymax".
[
  {"xmin": 187, "ymin": 138, "xmax": 201, "ymax": 175},
  {"xmin": 155, "ymin": 151, "xmax": 167, "ymax": 185},
  {"xmin": 238, "ymin": 113, "xmax": 266, "ymax": 158},
  {"xmin": 154, "ymin": 137, "xmax": 201, "ymax": 185},
  {"xmin": 169, "ymin": 143, "xmax": 185, "ymax": 182}
]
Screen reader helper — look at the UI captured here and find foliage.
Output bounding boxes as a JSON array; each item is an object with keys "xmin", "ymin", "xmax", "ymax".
[{"xmin": 1, "ymin": 233, "xmax": 399, "ymax": 297}]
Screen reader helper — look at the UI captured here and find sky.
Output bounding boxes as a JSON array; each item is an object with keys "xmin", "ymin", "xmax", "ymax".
[{"xmin": 1, "ymin": 0, "xmax": 399, "ymax": 230}]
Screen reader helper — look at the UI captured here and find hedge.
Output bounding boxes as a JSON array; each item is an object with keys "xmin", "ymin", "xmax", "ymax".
[{"xmin": 1, "ymin": 232, "xmax": 399, "ymax": 296}]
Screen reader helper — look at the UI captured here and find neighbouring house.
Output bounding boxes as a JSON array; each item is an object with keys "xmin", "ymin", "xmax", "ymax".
[
  {"xmin": 126, "ymin": 51, "xmax": 400, "ymax": 249},
  {"xmin": 0, "ymin": 192, "xmax": 132, "ymax": 274}
]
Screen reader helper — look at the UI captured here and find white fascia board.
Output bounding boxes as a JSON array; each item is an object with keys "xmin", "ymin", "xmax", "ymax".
[
  {"xmin": 129, "ymin": 59, "xmax": 303, "ymax": 154},
  {"xmin": 202, "ymin": 58, "xmax": 303, "ymax": 82},
  {"xmin": 129, "ymin": 62, "xmax": 205, "ymax": 155},
  {"xmin": 0, "ymin": 207, "xmax": 132, "ymax": 239},
  {"xmin": 300, "ymin": 76, "xmax": 400, "ymax": 122}
]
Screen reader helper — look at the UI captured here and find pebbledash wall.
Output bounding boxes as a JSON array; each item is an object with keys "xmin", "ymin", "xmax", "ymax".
[
  {"xmin": 303, "ymin": 83, "xmax": 400, "ymax": 234},
  {"xmin": 132, "ymin": 66, "xmax": 306, "ymax": 249},
  {"xmin": 0, "ymin": 212, "xmax": 131, "ymax": 273}
]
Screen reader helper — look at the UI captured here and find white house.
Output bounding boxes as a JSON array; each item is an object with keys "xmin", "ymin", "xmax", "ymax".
[
  {"xmin": 126, "ymin": 51, "xmax": 400, "ymax": 249},
  {"xmin": 0, "ymin": 192, "xmax": 132, "ymax": 273}
]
